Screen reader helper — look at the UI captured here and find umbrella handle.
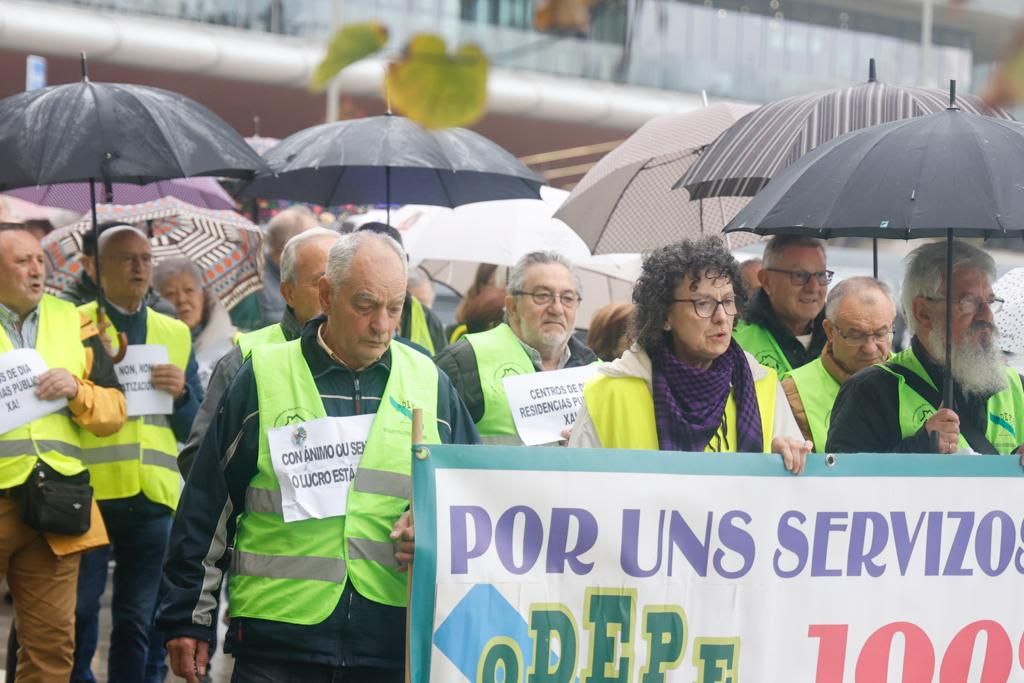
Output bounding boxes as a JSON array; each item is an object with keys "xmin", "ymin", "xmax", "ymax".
[{"xmin": 112, "ymin": 332, "xmax": 128, "ymax": 364}]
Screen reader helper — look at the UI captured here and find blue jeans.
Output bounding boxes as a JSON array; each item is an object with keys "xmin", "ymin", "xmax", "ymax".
[{"xmin": 72, "ymin": 510, "xmax": 172, "ymax": 683}]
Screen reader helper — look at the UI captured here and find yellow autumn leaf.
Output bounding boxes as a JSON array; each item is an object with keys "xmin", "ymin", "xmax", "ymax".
[
  {"xmin": 386, "ymin": 35, "xmax": 489, "ymax": 129},
  {"xmin": 310, "ymin": 22, "xmax": 388, "ymax": 92}
]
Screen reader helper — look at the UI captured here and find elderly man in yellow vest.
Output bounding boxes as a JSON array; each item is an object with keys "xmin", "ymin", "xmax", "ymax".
[
  {"xmin": 435, "ymin": 251, "xmax": 599, "ymax": 444},
  {"xmin": 734, "ymin": 236, "xmax": 830, "ymax": 378},
  {"xmin": 782, "ymin": 277, "xmax": 896, "ymax": 452},
  {"xmin": 73, "ymin": 225, "xmax": 203, "ymax": 683},
  {"xmin": 158, "ymin": 231, "xmax": 477, "ymax": 683},
  {"xmin": 0, "ymin": 228, "xmax": 125, "ymax": 683},
  {"xmin": 828, "ymin": 240, "xmax": 1024, "ymax": 459}
]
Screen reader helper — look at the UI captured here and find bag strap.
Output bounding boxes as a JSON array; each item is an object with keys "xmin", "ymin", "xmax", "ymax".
[{"xmin": 887, "ymin": 364, "xmax": 999, "ymax": 455}]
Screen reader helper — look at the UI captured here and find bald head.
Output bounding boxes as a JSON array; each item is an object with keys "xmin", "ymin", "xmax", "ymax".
[
  {"xmin": 266, "ymin": 207, "xmax": 318, "ymax": 266},
  {"xmin": 823, "ymin": 277, "xmax": 896, "ymax": 374},
  {"xmin": 99, "ymin": 226, "xmax": 152, "ymax": 311}
]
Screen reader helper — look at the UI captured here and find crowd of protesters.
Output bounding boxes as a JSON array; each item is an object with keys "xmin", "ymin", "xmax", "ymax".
[{"xmin": 1, "ymin": 212, "xmax": 1022, "ymax": 682}]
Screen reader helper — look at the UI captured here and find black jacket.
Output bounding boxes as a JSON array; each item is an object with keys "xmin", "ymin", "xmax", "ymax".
[
  {"xmin": 826, "ymin": 337, "xmax": 1024, "ymax": 454},
  {"xmin": 743, "ymin": 288, "xmax": 827, "ymax": 371},
  {"xmin": 433, "ymin": 324, "xmax": 598, "ymax": 424},
  {"xmin": 156, "ymin": 317, "xmax": 478, "ymax": 669}
]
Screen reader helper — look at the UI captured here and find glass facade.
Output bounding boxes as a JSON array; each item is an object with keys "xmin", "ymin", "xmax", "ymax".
[{"xmin": 33, "ymin": 0, "xmax": 981, "ymax": 101}]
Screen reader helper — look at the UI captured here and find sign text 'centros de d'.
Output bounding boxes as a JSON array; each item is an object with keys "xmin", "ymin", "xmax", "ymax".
[{"xmin": 409, "ymin": 447, "xmax": 1024, "ymax": 683}]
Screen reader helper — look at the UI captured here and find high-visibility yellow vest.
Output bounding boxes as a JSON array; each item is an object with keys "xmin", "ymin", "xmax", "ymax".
[
  {"xmin": 583, "ymin": 363, "xmax": 777, "ymax": 452},
  {"xmin": 237, "ymin": 323, "xmax": 287, "ymax": 360},
  {"xmin": 464, "ymin": 323, "xmax": 535, "ymax": 439},
  {"xmin": 230, "ymin": 339, "xmax": 441, "ymax": 624},
  {"xmin": 879, "ymin": 347, "xmax": 1024, "ymax": 454},
  {"xmin": 788, "ymin": 358, "xmax": 840, "ymax": 452},
  {"xmin": 0, "ymin": 295, "xmax": 86, "ymax": 488},
  {"xmin": 406, "ymin": 297, "xmax": 435, "ymax": 355},
  {"xmin": 78, "ymin": 302, "xmax": 191, "ymax": 509},
  {"xmin": 734, "ymin": 321, "xmax": 793, "ymax": 378}
]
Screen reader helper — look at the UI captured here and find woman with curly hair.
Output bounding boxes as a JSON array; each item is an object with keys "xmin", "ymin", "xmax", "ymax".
[{"xmin": 569, "ymin": 237, "xmax": 811, "ymax": 472}]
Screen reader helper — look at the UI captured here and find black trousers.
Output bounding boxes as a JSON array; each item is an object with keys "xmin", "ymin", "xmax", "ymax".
[{"xmin": 230, "ymin": 657, "xmax": 404, "ymax": 683}]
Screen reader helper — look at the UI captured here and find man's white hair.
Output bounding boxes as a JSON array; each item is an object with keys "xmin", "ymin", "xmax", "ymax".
[
  {"xmin": 280, "ymin": 227, "xmax": 340, "ymax": 284},
  {"xmin": 325, "ymin": 231, "xmax": 407, "ymax": 290},
  {"xmin": 824, "ymin": 276, "xmax": 894, "ymax": 321},
  {"xmin": 508, "ymin": 251, "xmax": 582, "ymax": 297},
  {"xmin": 97, "ymin": 225, "xmax": 148, "ymax": 257},
  {"xmin": 901, "ymin": 240, "xmax": 996, "ymax": 336}
]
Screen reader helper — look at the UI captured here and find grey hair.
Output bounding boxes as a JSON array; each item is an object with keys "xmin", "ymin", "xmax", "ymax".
[
  {"xmin": 762, "ymin": 235, "xmax": 826, "ymax": 269},
  {"xmin": 280, "ymin": 227, "xmax": 340, "ymax": 284},
  {"xmin": 508, "ymin": 251, "xmax": 582, "ymax": 297},
  {"xmin": 824, "ymin": 276, "xmax": 894, "ymax": 320},
  {"xmin": 901, "ymin": 239, "xmax": 996, "ymax": 336},
  {"xmin": 325, "ymin": 231, "xmax": 407, "ymax": 290},
  {"xmin": 153, "ymin": 257, "xmax": 204, "ymax": 292},
  {"xmin": 632, "ymin": 236, "xmax": 745, "ymax": 354},
  {"xmin": 266, "ymin": 206, "xmax": 318, "ymax": 250},
  {"xmin": 97, "ymin": 225, "xmax": 148, "ymax": 256}
]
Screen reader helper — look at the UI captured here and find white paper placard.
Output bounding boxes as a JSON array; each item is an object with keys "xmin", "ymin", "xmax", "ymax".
[
  {"xmin": 502, "ymin": 364, "xmax": 600, "ymax": 445},
  {"xmin": 267, "ymin": 413, "xmax": 375, "ymax": 522},
  {"xmin": 115, "ymin": 345, "xmax": 172, "ymax": 417},
  {"xmin": 0, "ymin": 348, "xmax": 67, "ymax": 434}
]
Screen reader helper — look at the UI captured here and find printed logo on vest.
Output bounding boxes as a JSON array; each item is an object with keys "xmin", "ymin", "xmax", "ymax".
[
  {"xmin": 756, "ymin": 353, "xmax": 781, "ymax": 372},
  {"xmin": 913, "ymin": 405, "xmax": 935, "ymax": 426},
  {"xmin": 273, "ymin": 407, "xmax": 319, "ymax": 428},
  {"xmin": 495, "ymin": 363, "xmax": 524, "ymax": 381}
]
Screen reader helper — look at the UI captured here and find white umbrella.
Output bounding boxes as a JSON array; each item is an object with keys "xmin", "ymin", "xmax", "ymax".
[{"xmin": 994, "ymin": 268, "xmax": 1024, "ymax": 356}]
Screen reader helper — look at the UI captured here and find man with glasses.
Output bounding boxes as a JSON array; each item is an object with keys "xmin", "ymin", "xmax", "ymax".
[
  {"xmin": 735, "ymin": 236, "xmax": 831, "ymax": 378},
  {"xmin": 828, "ymin": 240, "xmax": 1024, "ymax": 456},
  {"xmin": 781, "ymin": 277, "xmax": 896, "ymax": 452},
  {"xmin": 435, "ymin": 251, "xmax": 598, "ymax": 444}
]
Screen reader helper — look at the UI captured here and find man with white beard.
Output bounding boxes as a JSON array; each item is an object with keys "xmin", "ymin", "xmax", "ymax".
[{"xmin": 827, "ymin": 240, "xmax": 1024, "ymax": 457}]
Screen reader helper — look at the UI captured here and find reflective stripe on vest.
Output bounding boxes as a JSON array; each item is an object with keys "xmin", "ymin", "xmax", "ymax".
[
  {"xmin": 734, "ymin": 322, "xmax": 793, "ymax": 378},
  {"xmin": 237, "ymin": 324, "xmax": 287, "ymax": 360},
  {"xmin": 879, "ymin": 347, "xmax": 1024, "ymax": 454},
  {"xmin": 407, "ymin": 298, "xmax": 435, "ymax": 355},
  {"xmin": 584, "ymin": 363, "xmax": 778, "ymax": 452},
  {"xmin": 230, "ymin": 338, "xmax": 442, "ymax": 625},
  {"xmin": 0, "ymin": 295, "xmax": 87, "ymax": 488},
  {"xmin": 77, "ymin": 302, "xmax": 190, "ymax": 507},
  {"xmin": 465, "ymin": 323, "xmax": 535, "ymax": 437},
  {"xmin": 788, "ymin": 358, "xmax": 841, "ymax": 452}
]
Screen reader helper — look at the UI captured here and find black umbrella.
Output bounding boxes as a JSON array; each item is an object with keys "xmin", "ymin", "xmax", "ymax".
[
  {"xmin": 239, "ymin": 115, "xmax": 544, "ymax": 213},
  {"xmin": 724, "ymin": 83, "xmax": 1024, "ymax": 414},
  {"xmin": 0, "ymin": 55, "xmax": 266, "ymax": 357}
]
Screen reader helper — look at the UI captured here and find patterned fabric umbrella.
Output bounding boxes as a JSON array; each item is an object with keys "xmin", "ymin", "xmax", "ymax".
[
  {"xmin": 679, "ymin": 60, "xmax": 1013, "ymax": 200},
  {"xmin": 555, "ymin": 103, "xmax": 761, "ymax": 254},
  {"xmin": 7, "ymin": 177, "xmax": 235, "ymax": 213},
  {"xmin": 42, "ymin": 197, "xmax": 263, "ymax": 311},
  {"xmin": 995, "ymin": 268, "xmax": 1024, "ymax": 355}
]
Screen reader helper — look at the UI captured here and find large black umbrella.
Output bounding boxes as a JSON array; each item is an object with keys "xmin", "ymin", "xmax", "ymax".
[
  {"xmin": 724, "ymin": 85, "xmax": 1024, "ymax": 414},
  {"xmin": 239, "ymin": 115, "xmax": 544, "ymax": 211},
  {"xmin": 0, "ymin": 56, "xmax": 266, "ymax": 356}
]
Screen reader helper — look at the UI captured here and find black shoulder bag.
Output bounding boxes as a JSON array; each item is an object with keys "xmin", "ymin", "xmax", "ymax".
[{"xmin": 21, "ymin": 460, "xmax": 93, "ymax": 535}]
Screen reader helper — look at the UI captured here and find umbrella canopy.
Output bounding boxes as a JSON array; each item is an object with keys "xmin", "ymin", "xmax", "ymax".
[
  {"xmin": 678, "ymin": 60, "xmax": 1012, "ymax": 200},
  {"xmin": 555, "ymin": 102, "xmax": 761, "ymax": 254},
  {"xmin": 7, "ymin": 177, "xmax": 236, "ymax": 213},
  {"xmin": 994, "ymin": 268, "xmax": 1024, "ymax": 356},
  {"xmin": 0, "ymin": 79, "xmax": 266, "ymax": 189},
  {"xmin": 724, "ymin": 101, "xmax": 1024, "ymax": 410},
  {"xmin": 43, "ymin": 197, "xmax": 264, "ymax": 311},
  {"xmin": 239, "ymin": 115, "xmax": 543, "ymax": 208},
  {"xmin": 724, "ymin": 107, "xmax": 1024, "ymax": 238}
]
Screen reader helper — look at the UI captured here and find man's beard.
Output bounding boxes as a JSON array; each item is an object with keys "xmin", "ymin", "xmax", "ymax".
[{"xmin": 923, "ymin": 322, "xmax": 1008, "ymax": 397}]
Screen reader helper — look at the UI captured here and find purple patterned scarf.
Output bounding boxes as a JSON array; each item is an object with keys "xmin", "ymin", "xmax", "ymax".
[{"xmin": 652, "ymin": 338, "xmax": 764, "ymax": 453}]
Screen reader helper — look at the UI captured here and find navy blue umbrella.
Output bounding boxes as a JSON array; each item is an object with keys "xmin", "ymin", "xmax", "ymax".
[
  {"xmin": 238, "ymin": 115, "xmax": 544, "ymax": 210},
  {"xmin": 725, "ymin": 84, "xmax": 1024, "ymax": 415}
]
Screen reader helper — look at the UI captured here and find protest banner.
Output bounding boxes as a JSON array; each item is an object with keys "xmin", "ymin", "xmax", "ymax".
[
  {"xmin": 410, "ymin": 446, "xmax": 1024, "ymax": 682},
  {"xmin": 115, "ymin": 345, "xmax": 171, "ymax": 417},
  {"xmin": 503, "ymin": 365, "xmax": 599, "ymax": 445},
  {"xmin": 267, "ymin": 413, "xmax": 374, "ymax": 522},
  {"xmin": 0, "ymin": 348, "xmax": 66, "ymax": 433}
]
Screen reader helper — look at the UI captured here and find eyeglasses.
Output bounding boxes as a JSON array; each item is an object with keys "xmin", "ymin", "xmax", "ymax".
[
  {"xmin": 512, "ymin": 290, "xmax": 582, "ymax": 309},
  {"xmin": 765, "ymin": 268, "xmax": 834, "ymax": 286},
  {"xmin": 834, "ymin": 326, "xmax": 895, "ymax": 344},
  {"xmin": 923, "ymin": 294, "xmax": 1004, "ymax": 315},
  {"xmin": 673, "ymin": 297, "xmax": 739, "ymax": 318}
]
